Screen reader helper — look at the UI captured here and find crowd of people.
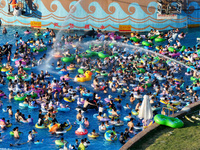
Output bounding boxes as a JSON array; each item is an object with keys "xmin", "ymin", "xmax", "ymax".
[{"xmin": 0, "ymin": 26, "xmax": 198, "ymax": 150}]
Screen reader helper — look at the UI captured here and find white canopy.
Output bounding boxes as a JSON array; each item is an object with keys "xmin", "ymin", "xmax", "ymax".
[{"xmin": 138, "ymin": 95, "xmax": 153, "ymax": 120}]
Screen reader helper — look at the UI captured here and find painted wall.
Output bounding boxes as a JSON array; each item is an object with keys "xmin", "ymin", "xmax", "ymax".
[
  {"xmin": 0, "ymin": 0, "xmax": 199, "ymax": 31},
  {"xmin": 187, "ymin": 0, "xmax": 200, "ymax": 27}
]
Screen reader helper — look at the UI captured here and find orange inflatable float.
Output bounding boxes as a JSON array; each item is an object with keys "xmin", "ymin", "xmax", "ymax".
[{"xmin": 49, "ymin": 124, "xmax": 59, "ymax": 132}]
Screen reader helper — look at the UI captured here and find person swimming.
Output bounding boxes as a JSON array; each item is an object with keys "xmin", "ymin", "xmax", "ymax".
[{"xmin": 2, "ymin": 27, "xmax": 7, "ymax": 34}]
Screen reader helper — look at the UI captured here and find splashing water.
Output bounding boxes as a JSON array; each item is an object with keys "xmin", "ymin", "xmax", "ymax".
[
  {"xmin": 42, "ymin": 34, "xmax": 198, "ymax": 75},
  {"xmin": 90, "ymin": 40, "xmax": 198, "ymax": 72},
  {"xmin": 42, "ymin": 0, "xmax": 83, "ymax": 72}
]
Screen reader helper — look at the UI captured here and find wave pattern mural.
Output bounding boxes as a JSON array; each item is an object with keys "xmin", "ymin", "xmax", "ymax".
[{"xmin": 0, "ymin": 0, "xmax": 199, "ymax": 31}]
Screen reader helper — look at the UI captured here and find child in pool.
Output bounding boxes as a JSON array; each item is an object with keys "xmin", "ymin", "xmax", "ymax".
[
  {"xmin": 69, "ymin": 63, "xmax": 75, "ymax": 68},
  {"xmin": 32, "ymin": 129, "xmax": 37, "ymax": 134},
  {"xmin": 125, "ymin": 103, "xmax": 131, "ymax": 109},
  {"xmin": 126, "ymin": 113, "xmax": 132, "ymax": 119},
  {"xmin": 37, "ymin": 29, "xmax": 41, "ymax": 34},
  {"xmin": 6, "ymin": 120, "xmax": 11, "ymax": 127},
  {"xmin": 0, "ymin": 90, "xmax": 5, "ymax": 96},
  {"xmin": 35, "ymin": 139, "xmax": 44, "ymax": 144},
  {"xmin": 60, "ymin": 66, "xmax": 67, "ymax": 72},
  {"xmin": 14, "ymin": 32, "xmax": 19, "ymax": 37},
  {"xmin": 90, "ymin": 129, "xmax": 99, "ymax": 136},
  {"xmin": 116, "ymin": 119, "xmax": 123, "ymax": 125},
  {"xmin": 84, "ymin": 118, "xmax": 89, "ymax": 127},
  {"xmin": 96, "ymin": 112, "xmax": 103, "ymax": 120},
  {"xmin": 103, "ymin": 87, "xmax": 108, "ymax": 93},
  {"xmin": 8, "ymin": 106, "xmax": 13, "ymax": 116},
  {"xmin": 110, "ymin": 132, "xmax": 117, "ymax": 141},
  {"xmin": 27, "ymin": 115, "xmax": 33, "ymax": 123},
  {"xmin": 2, "ymin": 27, "xmax": 7, "ymax": 34},
  {"xmin": 99, "ymin": 122, "xmax": 106, "ymax": 132},
  {"xmin": 40, "ymin": 42, "xmax": 46, "ymax": 48}
]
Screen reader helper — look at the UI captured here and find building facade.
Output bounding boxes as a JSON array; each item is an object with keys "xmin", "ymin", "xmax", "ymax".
[{"xmin": 0, "ymin": 0, "xmax": 200, "ymax": 31}]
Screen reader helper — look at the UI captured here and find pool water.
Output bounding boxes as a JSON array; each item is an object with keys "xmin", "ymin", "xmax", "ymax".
[{"xmin": 0, "ymin": 25, "xmax": 199, "ymax": 150}]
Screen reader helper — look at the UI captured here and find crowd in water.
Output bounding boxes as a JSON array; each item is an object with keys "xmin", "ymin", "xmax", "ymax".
[{"xmin": 0, "ymin": 26, "xmax": 199, "ymax": 150}]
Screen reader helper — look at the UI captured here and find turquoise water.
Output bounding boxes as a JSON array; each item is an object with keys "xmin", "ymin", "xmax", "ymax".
[{"xmin": 0, "ymin": 25, "xmax": 199, "ymax": 150}]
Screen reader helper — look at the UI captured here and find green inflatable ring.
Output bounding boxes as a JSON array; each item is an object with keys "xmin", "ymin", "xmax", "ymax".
[
  {"xmin": 142, "ymin": 41, "xmax": 152, "ymax": 46},
  {"xmin": 55, "ymin": 140, "xmax": 67, "ymax": 146},
  {"xmin": 33, "ymin": 48, "xmax": 44, "ymax": 52},
  {"xmin": 138, "ymin": 68, "xmax": 145, "ymax": 73},
  {"xmin": 31, "ymin": 93, "xmax": 38, "ymax": 98},
  {"xmin": 7, "ymin": 76, "xmax": 15, "ymax": 80},
  {"xmin": 10, "ymin": 131, "xmax": 22, "ymax": 136},
  {"xmin": 61, "ymin": 56, "xmax": 75, "ymax": 63},
  {"xmin": 78, "ymin": 68, "xmax": 85, "ymax": 74},
  {"xmin": 130, "ymin": 37, "xmax": 141, "ymax": 43},
  {"xmin": 14, "ymin": 95, "xmax": 26, "ymax": 101},
  {"xmin": 179, "ymin": 46, "xmax": 186, "ymax": 52},
  {"xmin": 143, "ymin": 83, "xmax": 152, "ymax": 88},
  {"xmin": 168, "ymin": 47, "xmax": 176, "ymax": 52},
  {"xmin": 23, "ymin": 67, "xmax": 31, "ymax": 71},
  {"xmin": 86, "ymin": 50, "xmax": 98, "ymax": 56},
  {"xmin": 190, "ymin": 77, "xmax": 198, "ymax": 81},
  {"xmin": 98, "ymin": 52, "xmax": 110, "ymax": 59},
  {"xmin": 149, "ymin": 35, "xmax": 158, "ymax": 40},
  {"xmin": 101, "ymin": 72, "xmax": 108, "ymax": 76},
  {"xmin": 78, "ymin": 54, "xmax": 83, "ymax": 58},
  {"xmin": 155, "ymin": 38, "xmax": 166, "ymax": 42},
  {"xmin": 81, "ymin": 53, "xmax": 93, "ymax": 58},
  {"xmin": 154, "ymin": 114, "xmax": 184, "ymax": 128},
  {"xmin": 25, "ymin": 93, "xmax": 37, "ymax": 98},
  {"xmin": 35, "ymin": 33, "xmax": 42, "ymax": 36},
  {"xmin": 104, "ymin": 130, "xmax": 117, "ymax": 141}
]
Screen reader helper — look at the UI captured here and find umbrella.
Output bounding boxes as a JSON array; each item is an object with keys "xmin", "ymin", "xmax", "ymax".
[{"xmin": 138, "ymin": 95, "xmax": 153, "ymax": 120}]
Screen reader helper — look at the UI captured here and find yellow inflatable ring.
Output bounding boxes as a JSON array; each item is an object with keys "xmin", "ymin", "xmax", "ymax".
[
  {"xmin": 6, "ymin": 123, "xmax": 12, "ymax": 127},
  {"xmin": 1, "ymin": 68, "xmax": 9, "ymax": 72},
  {"xmin": 65, "ymin": 124, "xmax": 72, "ymax": 131},
  {"xmin": 109, "ymin": 115, "xmax": 119, "ymax": 119},
  {"xmin": 35, "ymin": 123, "xmax": 46, "ymax": 129},
  {"xmin": 114, "ymin": 98, "xmax": 122, "ymax": 101},
  {"xmin": 174, "ymin": 78, "xmax": 182, "ymax": 82},
  {"xmin": 160, "ymin": 99, "xmax": 168, "ymax": 105},
  {"xmin": 76, "ymin": 71, "xmax": 92, "ymax": 82},
  {"xmin": 88, "ymin": 133, "xmax": 99, "ymax": 138},
  {"xmin": 63, "ymin": 97, "xmax": 75, "ymax": 102}
]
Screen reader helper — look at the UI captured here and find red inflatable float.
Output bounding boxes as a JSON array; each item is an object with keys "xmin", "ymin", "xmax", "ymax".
[{"xmin": 75, "ymin": 129, "xmax": 88, "ymax": 135}]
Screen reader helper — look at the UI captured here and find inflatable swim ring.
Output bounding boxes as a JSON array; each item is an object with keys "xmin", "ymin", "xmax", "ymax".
[
  {"xmin": 57, "ymin": 107, "xmax": 70, "ymax": 112},
  {"xmin": 35, "ymin": 123, "xmax": 46, "ymax": 129},
  {"xmin": 154, "ymin": 114, "xmax": 183, "ymax": 128},
  {"xmin": 155, "ymin": 38, "xmax": 166, "ymax": 42},
  {"xmin": 104, "ymin": 130, "xmax": 117, "ymax": 141},
  {"xmin": 88, "ymin": 133, "xmax": 99, "ymax": 138},
  {"xmin": 14, "ymin": 95, "xmax": 25, "ymax": 101},
  {"xmin": 55, "ymin": 140, "xmax": 67, "ymax": 146},
  {"xmin": 24, "ymin": 31, "xmax": 31, "ymax": 34},
  {"xmin": 75, "ymin": 129, "xmax": 88, "ymax": 135},
  {"xmin": 61, "ymin": 56, "xmax": 75, "ymax": 63}
]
